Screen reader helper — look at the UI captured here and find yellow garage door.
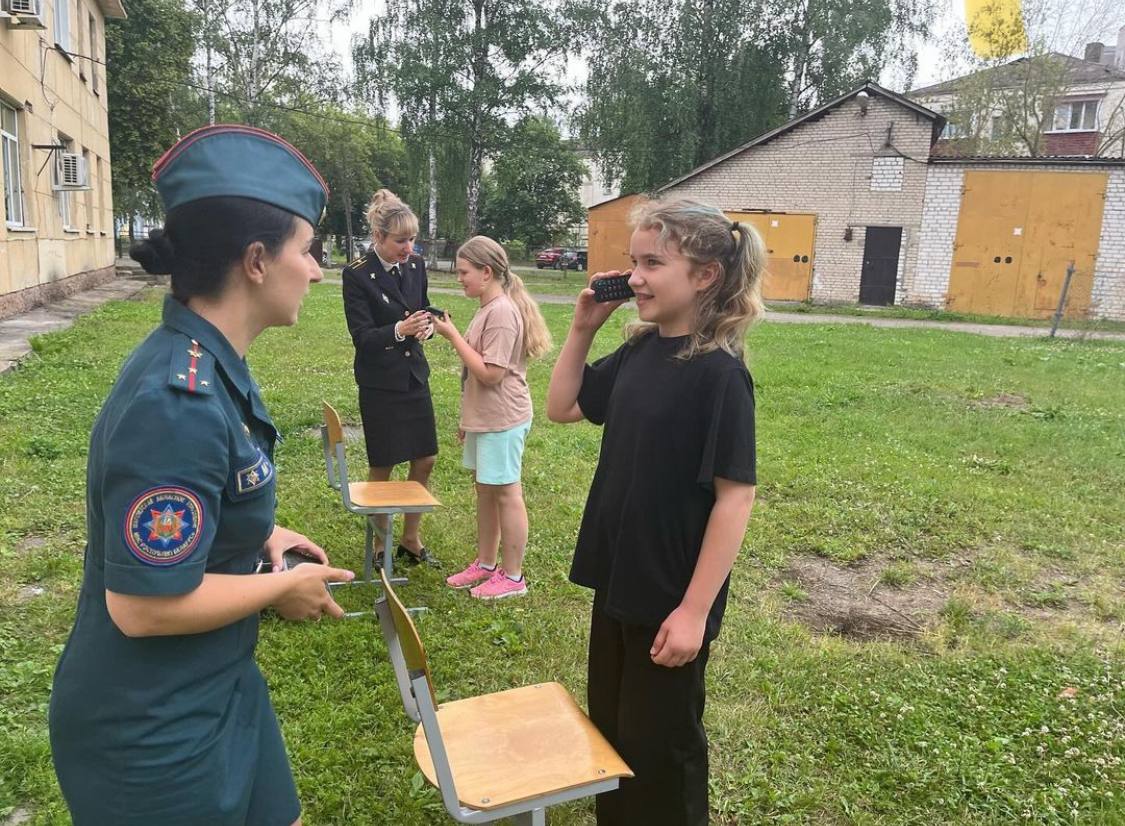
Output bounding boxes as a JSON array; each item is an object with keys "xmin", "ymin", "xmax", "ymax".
[
  {"xmin": 726, "ymin": 211, "xmax": 816, "ymax": 301},
  {"xmin": 948, "ymin": 171, "xmax": 1106, "ymax": 318}
]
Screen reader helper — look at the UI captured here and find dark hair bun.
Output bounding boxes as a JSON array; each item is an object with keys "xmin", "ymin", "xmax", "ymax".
[{"xmin": 130, "ymin": 228, "xmax": 175, "ymax": 275}]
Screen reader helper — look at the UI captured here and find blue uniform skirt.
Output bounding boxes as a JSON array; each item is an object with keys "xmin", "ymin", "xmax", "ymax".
[{"xmin": 50, "ymin": 662, "xmax": 299, "ymax": 826}]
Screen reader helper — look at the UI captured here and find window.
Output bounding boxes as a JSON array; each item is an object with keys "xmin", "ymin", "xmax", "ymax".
[
  {"xmin": 2, "ymin": 102, "xmax": 25, "ymax": 227},
  {"xmin": 88, "ymin": 12, "xmax": 99, "ymax": 93},
  {"xmin": 56, "ymin": 134, "xmax": 74, "ymax": 230},
  {"xmin": 55, "ymin": 0, "xmax": 70, "ymax": 50},
  {"xmin": 1051, "ymin": 99, "xmax": 1099, "ymax": 132},
  {"xmin": 939, "ymin": 113, "xmax": 970, "ymax": 139}
]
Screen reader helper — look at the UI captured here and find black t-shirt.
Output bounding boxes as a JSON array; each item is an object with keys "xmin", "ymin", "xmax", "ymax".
[{"xmin": 571, "ymin": 331, "xmax": 757, "ymax": 641}]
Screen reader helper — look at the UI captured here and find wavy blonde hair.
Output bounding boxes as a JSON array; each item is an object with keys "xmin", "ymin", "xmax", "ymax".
[
  {"xmin": 457, "ymin": 235, "xmax": 553, "ymax": 359},
  {"xmin": 366, "ymin": 188, "xmax": 419, "ymax": 241},
  {"xmin": 627, "ymin": 196, "xmax": 766, "ymax": 359}
]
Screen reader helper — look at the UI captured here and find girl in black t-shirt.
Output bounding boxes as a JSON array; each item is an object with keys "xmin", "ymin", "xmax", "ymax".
[{"xmin": 547, "ymin": 196, "xmax": 765, "ymax": 826}]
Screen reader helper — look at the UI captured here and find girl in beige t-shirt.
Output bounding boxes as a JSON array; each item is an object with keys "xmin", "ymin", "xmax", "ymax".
[{"xmin": 432, "ymin": 236, "xmax": 552, "ymax": 599}]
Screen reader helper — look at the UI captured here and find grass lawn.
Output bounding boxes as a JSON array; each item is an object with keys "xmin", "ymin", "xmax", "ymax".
[{"xmin": 1, "ymin": 284, "xmax": 1123, "ymax": 825}]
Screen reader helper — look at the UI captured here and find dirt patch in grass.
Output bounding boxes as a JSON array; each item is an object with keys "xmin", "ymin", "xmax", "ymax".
[
  {"xmin": 778, "ymin": 556, "xmax": 948, "ymax": 641},
  {"xmin": 12, "ymin": 536, "xmax": 48, "ymax": 555},
  {"xmin": 971, "ymin": 392, "xmax": 1029, "ymax": 411}
]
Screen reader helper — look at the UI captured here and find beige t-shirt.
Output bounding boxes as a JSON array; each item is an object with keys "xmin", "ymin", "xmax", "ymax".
[{"xmin": 460, "ymin": 294, "xmax": 532, "ymax": 432}]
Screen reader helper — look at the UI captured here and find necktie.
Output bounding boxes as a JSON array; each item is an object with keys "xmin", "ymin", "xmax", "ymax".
[{"xmin": 389, "ymin": 264, "xmax": 400, "ymax": 278}]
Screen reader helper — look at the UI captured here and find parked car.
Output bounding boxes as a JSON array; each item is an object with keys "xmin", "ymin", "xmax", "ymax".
[
  {"xmin": 557, "ymin": 248, "xmax": 588, "ymax": 271},
  {"xmin": 535, "ymin": 247, "xmax": 565, "ymax": 268}
]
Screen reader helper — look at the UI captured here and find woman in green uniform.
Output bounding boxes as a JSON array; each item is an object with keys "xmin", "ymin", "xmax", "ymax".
[{"xmin": 48, "ymin": 125, "xmax": 354, "ymax": 826}]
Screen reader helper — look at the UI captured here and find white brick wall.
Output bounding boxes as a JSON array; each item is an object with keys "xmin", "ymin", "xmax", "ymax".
[
  {"xmin": 910, "ymin": 166, "xmax": 964, "ymax": 307},
  {"xmin": 871, "ymin": 157, "xmax": 905, "ymax": 191},
  {"xmin": 663, "ymin": 95, "xmax": 935, "ymax": 303},
  {"xmin": 1091, "ymin": 169, "xmax": 1125, "ymax": 320}
]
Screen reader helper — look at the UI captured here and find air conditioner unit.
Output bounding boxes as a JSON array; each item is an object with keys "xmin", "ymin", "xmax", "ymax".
[
  {"xmin": 3, "ymin": 0, "xmax": 47, "ymax": 29},
  {"xmin": 53, "ymin": 153, "xmax": 91, "ymax": 191}
]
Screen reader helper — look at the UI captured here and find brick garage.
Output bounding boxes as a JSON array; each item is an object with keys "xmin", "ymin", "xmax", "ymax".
[
  {"xmin": 660, "ymin": 84, "xmax": 940, "ymax": 306},
  {"xmin": 914, "ymin": 160, "xmax": 1125, "ymax": 320},
  {"xmin": 616, "ymin": 82, "xmax": 1125, "ymax": 321}
]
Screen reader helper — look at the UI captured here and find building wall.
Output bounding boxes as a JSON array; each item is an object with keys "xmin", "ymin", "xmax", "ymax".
[
  {"xmin": 0, "ymin": 0, "xmax": 116, "ymax": 318},
  {"xmin": 913, "ymin": 79, "xmax": 1125, "ymax": 158},
  {"xmin": 912, "ymin": 162, "xmax": 1125, "ymax": 320},
  {"xmin": 662, "ymin": 95, "xmax": 935, "ymax": 303},
  {"xmin": 1091, "ymin": 169, "xmax": 1125, "ymax": 318}
]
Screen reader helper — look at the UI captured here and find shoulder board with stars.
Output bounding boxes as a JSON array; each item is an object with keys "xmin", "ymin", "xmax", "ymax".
[
  {"xmin": 167, "ymin": 334, "xmax": 216, "ymax": 395},
  {"xmin": 348, "ymin": 251, "xmax": 371, "ymax": 272}
]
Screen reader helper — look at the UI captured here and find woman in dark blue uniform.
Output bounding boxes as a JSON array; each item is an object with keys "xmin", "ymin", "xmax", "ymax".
[
  {"xmin": 341, "ymin": 189, "xmax": 439, "ymax": 566},
  {"xmin": 48, "ymin": 125, "xmax": 355, "ymax": 826}
]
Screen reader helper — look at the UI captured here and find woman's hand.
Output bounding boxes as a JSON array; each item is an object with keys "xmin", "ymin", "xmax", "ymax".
[
  {"xmin": 264, "ymin": 525, "xmax": 328, "ymax": 572},
  {"xmin": 397, "ymin": 310, "xmax": 432, "ymax": 339},
  {"xmin": 573, "ymin": 271, "xmax": 628, "ymax": 333},
  {"xmin": 649, "ymin": 604, "xmax": 707, "ymax": 667},
  {"xmin": 273, "ymin": 564, "xmax": 354, "ymax": 621},
  {"xmin": 431, "ymin": 311, "xmax": 457, "ymax": 340}
]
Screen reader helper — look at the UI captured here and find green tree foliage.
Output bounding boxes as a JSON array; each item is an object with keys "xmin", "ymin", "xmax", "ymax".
[
  {"xmin": 579, "ymin": 0, "xmax": 790, "ymax": 193},
  {"xmin": 105, "ymin": 0, "xmax": 200, "ymax": 226},
  {"xmin": 275, "ymin": 106, "xmax": 408, "ymax": 253},
  {"xmin": 479, "ymin": 118, "xmax": 586, "ymax": 249},
  {"xmin": 354, "ymin": 0, "xmax": 573, "ymax": 238},
  {"xmin": 776, "ymin": 0, "xmax": 934, "ymax": 116},
  {"xmin": 579, "ymin": 0, "xmax": 934, "ymax": 192}
]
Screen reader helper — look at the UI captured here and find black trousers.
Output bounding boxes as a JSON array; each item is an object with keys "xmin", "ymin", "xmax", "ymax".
[{"xmin": 587, "ymin": 593, "xmax": 711, "ymax": 826}]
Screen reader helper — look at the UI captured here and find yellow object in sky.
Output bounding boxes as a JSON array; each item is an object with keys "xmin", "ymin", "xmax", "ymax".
[{"xmin": 965, "ymin": 0, "xmax": 1028, "ymax": 58}]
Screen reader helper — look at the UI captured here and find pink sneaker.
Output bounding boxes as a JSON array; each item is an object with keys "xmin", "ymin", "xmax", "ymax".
[
  {"xmin": 446, "ymin": 560, "xmax": 496, "ymax": 589},
  {"xmin": 469, "ymin": 569, "xmax": 528, "ymax": 600}
]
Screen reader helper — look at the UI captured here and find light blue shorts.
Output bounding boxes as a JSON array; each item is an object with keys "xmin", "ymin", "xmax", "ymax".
[{"xmin": 462, "ymin": 420, "xmax": 531, "ymax": 485}]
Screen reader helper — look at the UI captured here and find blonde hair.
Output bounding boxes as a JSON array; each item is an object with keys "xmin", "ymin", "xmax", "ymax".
[
  {"xmin": 366, "ymin": 189, "xmax": 419, "ymax": 241},
  {"xmin": 627, "ymin": 196, "xmax": 766, "ymax": 360},
  {"xmin": 457, "ymin": 235, "xmax": 553, "ymax": 359}
]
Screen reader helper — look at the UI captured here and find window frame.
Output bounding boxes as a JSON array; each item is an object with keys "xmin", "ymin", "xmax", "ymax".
[
  {"xmin": 56, "ymin": 133, "xmax": 75, "ymax": 231},
  {"xmin": 1048, "ymin": 98, "xmax": 1100, "ymax": 133},
  {"xmin": 54, "ymin": 0, "xmax": 71, "ymax": 52},
  {"xmin": 2, "ymin": 101, "xmax": 26, "ymax": 229}
]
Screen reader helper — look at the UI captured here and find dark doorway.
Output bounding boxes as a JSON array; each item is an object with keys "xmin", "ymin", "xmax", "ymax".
[{"xmin": 859, "ymin": 227, "xmax": 902, "ymax": 306}]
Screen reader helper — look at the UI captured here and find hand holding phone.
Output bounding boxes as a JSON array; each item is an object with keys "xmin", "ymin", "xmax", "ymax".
[{"xmin": 592, "ymin": 273, "xmax": 635, "ymax": 303}]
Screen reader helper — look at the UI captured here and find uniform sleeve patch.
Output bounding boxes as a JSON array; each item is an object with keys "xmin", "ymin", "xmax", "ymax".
[
  {"xmin": 125, "ymin": 486, "xmax": 204, "ymax": 566},
  {"xmin": 236, "ymin": 450, "xmax": 274, "ymax": 495}
]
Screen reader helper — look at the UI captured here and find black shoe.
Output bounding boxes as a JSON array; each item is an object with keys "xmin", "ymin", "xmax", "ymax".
[{"xmin": 397, "ymin": 544, "xmax": 441, "ymax": 569}]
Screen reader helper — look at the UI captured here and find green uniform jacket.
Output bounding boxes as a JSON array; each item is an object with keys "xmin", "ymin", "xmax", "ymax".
[{"xmin": 49, "ymin": 295, "xmax": 299, "ymax": 826}]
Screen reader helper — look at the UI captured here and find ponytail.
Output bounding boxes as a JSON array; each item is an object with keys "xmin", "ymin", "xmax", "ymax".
[{"xmin": 506, "ymin": 272, "xmax": 552, "ymax": 359}]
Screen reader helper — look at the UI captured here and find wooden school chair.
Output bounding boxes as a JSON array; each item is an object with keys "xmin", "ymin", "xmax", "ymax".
[
  {"xmin": 321, "ymin": 401, "xmax": 440, "ymax": 587},
  {"xmin": 375, "ymin": 569, "xmax": 633, "ymax": 825}
]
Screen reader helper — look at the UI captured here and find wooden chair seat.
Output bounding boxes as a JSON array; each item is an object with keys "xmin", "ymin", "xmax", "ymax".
[
  {"xmin": 347, "ymin": 480, "xmax": 440, "ymax": 510},
  {"xmin": 413, "ymin": 682, "xmax": 633, "ymax": 812}
]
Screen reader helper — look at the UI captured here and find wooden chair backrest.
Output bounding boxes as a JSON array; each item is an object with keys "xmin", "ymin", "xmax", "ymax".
[
  {"xmin": 379, "ymin": 569, "xmax": 437, "ymax": 707},
  {"xmin": 322, "ymin": 401, "xmax": 344, "ymax": 450}
]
